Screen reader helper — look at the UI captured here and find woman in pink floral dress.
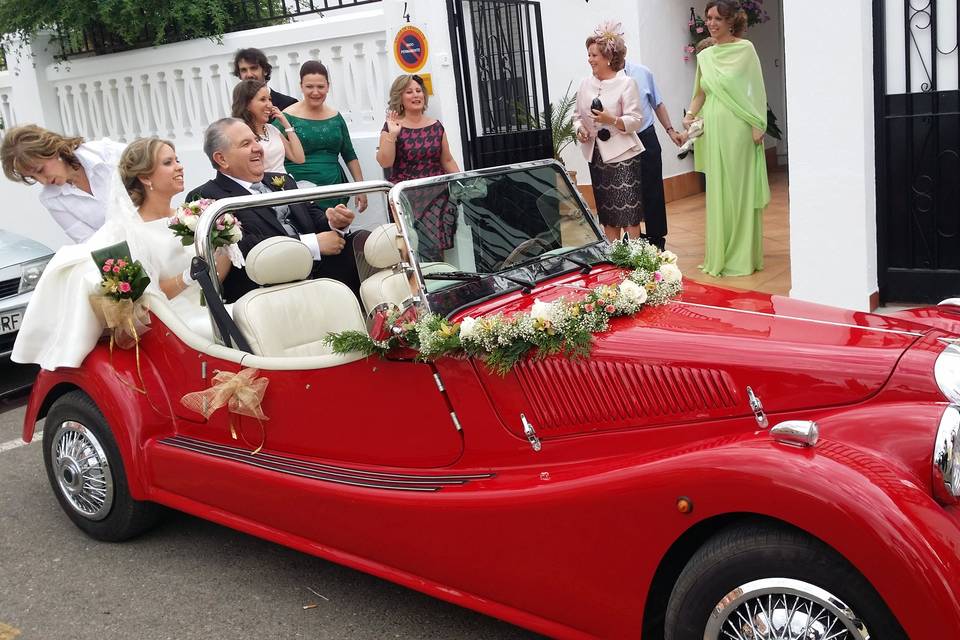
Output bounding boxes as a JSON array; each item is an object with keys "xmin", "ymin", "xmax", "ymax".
[{"xmin": 377, "ymin": 74, "xmax": 460, "ymax": 261}]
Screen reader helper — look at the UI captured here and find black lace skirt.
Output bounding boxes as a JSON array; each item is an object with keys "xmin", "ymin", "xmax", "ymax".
[{"xmin": 588, "ymin": 146, "xmax": 644, "ymax": 227}]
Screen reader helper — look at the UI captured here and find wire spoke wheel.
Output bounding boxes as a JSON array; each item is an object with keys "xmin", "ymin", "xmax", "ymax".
[
  {"xmin": 705, "ymin": 578, "xmax": 869, "ymax": 640},
  {"xmin": 50, "ymin": 420, "xmax": 115, "ymax": 521}
]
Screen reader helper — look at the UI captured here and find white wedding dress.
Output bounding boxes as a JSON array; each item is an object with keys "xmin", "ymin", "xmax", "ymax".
[{"xmin": 13, "ymin": 173, "xmax": 213, "ymax": 370}]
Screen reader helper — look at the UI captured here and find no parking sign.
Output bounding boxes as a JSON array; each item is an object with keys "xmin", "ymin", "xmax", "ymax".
[{"xmin": 394, "ymin": 25, "xmax": 428, "ymax": 73}]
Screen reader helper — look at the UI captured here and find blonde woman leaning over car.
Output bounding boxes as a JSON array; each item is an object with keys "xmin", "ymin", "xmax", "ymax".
[{"xmin": 1, "ymin": 124, "xmax": 125, "ymax": 243}]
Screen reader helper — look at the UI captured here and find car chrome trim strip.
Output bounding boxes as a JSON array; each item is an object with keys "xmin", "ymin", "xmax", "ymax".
[
  {"xmin": 158, "ymin": 436, "xmax": 494, "ymax": 492},
  {"xmin": 674, "ymin": 301, "xmax": 925, "ymax": 337}
]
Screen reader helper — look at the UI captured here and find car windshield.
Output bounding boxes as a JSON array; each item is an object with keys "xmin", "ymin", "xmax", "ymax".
[{"xmin": 389, "ymin": 161, "xmax": 605, "ymax": 317}]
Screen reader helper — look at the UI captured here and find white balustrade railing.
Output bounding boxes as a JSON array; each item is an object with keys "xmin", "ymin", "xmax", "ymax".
[
  {"xmin": 46, "ymin": 7, "xmax": 388, "ymax": 147},
  {"xmin": 0, "ymin": 70, "xmax": 16, "ymax": 135}
]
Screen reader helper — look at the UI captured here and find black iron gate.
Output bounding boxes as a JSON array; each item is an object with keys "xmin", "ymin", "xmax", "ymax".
[
  {"xmin": 446, "ymin": 0, "xmax": 553, "ymax": 170},
  {"xmin": 875, "ymin": 0, "xmax": 960, "ymax": 302}
]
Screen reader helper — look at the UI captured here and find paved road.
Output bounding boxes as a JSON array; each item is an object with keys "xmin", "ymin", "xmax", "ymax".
[{"xmin": 0, "ymin": 392, "xmax": 542, "ymax": 640}]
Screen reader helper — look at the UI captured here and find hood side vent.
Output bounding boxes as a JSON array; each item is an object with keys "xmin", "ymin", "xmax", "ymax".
[{"xmin": 513, "ymin": 359, "xmax": 740, "ymax": 433}]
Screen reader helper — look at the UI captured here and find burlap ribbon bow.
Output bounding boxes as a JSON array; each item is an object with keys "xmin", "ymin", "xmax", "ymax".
[
  {"xmin": 89, "ymin": 295, "xmax": 152, "ymax": 393},
  {"xmin": 91, "ymin": 296, "xmax": 151, "ymax": 349},
  {"xmin": 181, "ymin": 368, "xmax": 269, "ymax": 453}
]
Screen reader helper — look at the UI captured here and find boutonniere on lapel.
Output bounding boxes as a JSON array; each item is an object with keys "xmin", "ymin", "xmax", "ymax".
[{"xmin": 270, "ymin": 175, "xmax": 286, "ymax": 189}]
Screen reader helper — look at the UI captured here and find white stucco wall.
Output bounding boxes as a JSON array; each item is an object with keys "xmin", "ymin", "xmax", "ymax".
[
  {"xmin": 540, "ymin": 0, "xmax": 696, "ymax": 184},
  {"xmin": 750, "ymin": 0, "xmax": 788, "ymax": 159},
  {"xmin": 784, "ymin": 0, "xmax": 877, "ymax": 310}
]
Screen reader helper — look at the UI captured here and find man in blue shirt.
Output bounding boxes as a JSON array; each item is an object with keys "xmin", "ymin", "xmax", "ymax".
[{"xmin": 623, "ymin": 61, "xmax": 683, "ymax": 250}]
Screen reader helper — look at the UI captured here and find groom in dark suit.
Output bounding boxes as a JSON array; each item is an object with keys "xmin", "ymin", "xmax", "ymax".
[{"xmin": 186, "ymin": 117, "xmax": 359, "ymax": 303}]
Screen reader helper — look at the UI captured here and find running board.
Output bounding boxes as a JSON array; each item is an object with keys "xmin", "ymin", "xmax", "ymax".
[{"xmin": 157, "ymin": 435, "xmax": 494, "ymax": 492}]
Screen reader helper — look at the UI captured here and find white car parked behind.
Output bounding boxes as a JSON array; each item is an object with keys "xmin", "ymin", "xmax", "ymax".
[{"xmin": 0, "ymin": 230, "xmax": 53, "ymax": 389}]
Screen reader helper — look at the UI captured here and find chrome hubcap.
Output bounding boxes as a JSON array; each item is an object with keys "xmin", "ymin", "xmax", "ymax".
[
  {"xmin": 705, "ymin": 578, "xmax": 870, "ymax": 640},
  {"xmin": 51, "ymin": 421, "xmax": 114, "ymax": 521}
]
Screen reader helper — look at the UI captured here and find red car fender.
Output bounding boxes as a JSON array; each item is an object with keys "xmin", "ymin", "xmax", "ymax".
[
  {"xmin": 23, "ymin": 342, "xmax": 176, "ymax": 500},
  {"xmin": 656, "ymin": 438, "xmax": 960, "ymax": 636},
  {"xmin": 886, "ymin": 304, "xmax": 960, "ymax": 334}
]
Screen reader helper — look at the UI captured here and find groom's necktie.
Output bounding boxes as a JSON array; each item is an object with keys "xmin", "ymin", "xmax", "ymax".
[{"xmin": 250, "ymin": 181, "xmax": 297, "ymax": 237}]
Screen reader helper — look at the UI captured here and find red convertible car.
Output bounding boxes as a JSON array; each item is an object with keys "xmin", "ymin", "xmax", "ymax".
[{"xmin": 21, "ymin": 161, "xmax": 960, "ymax": 639}]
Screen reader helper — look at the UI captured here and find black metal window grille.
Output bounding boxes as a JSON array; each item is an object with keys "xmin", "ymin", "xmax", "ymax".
[
  {"xmin": 875, "ymin": 0, "xmax": 960, "ymax": 302},
  {"xmin": 447, "ymin": 0, "xmax": 552, "ymax": 170},
  {"xmin": 55, "ymin": 0, "xmax": 383, "ymax": 58},
  {"xmin": 467, "ymin": 0, "xmax": 545, "ymax": 134}
]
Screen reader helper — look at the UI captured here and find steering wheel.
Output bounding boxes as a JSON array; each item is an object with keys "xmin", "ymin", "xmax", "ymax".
[{"xmin": 498, "ymin": 237, "xmax": 553, "ymax": 270}]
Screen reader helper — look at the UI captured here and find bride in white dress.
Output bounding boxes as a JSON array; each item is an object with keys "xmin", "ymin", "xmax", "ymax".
[{"xmin": 13, "ymin": 138, "xmax": 231, "ymax": 370}]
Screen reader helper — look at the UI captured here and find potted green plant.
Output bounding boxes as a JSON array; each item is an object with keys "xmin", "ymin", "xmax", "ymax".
[
  {"xmin": 545, "ymin": 82, "xmax": 579, "ymax": 167},
  {"xmin": 517, "ymin": 82, "xmax": 579, "ymax": 178}
]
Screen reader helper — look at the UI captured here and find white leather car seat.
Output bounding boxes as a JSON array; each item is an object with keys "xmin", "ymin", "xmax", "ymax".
[
  {"xmin": 360, "ymin": 223, "xmax": 414, "ymax": 313},
  {"xmin": 232, "ymin": 237, "xmax": 365, "ymax": 357},
  {"xmin": 359, "ymin": 223, "xmax": 458, "ymax": 313}
]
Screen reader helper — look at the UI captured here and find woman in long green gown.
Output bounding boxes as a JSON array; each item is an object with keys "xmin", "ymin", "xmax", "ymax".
[
  {"xmin": 685, "ymin": 0, "xmax": 770, "ymax": 277},
  {"xmin": 282, "ymin": 60, "xmax": 368, "ymax": 213}
]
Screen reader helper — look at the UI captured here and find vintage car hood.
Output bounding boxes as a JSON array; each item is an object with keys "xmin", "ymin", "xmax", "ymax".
[{"xmin": 468, "ymin": 273, "xmax": 930, "ymax": 438}]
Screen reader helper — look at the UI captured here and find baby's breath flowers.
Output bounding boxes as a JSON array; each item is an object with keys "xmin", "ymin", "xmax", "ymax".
[{"xmin": 325, "ymin": 238, "xmax": 682, "ymax": 374}]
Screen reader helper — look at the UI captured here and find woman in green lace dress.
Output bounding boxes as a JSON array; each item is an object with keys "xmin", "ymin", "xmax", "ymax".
[
  {"xmin": 685, "ymin": 0, "xmax": 769, "ymax": 277},
  {"xmin": 282, "ymin": 60, "xmax": 368, "ymax": 213}
]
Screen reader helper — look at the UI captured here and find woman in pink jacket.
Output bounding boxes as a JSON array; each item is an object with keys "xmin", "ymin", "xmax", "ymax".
[{"xmin": 573, "ymin": 22, "xmax": 645, "ymax": 242}]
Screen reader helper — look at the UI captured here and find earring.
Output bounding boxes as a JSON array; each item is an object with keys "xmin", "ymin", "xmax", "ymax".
[{"xmin": 146, "ymin": 182, "xmax": 153, "ymax": 191}]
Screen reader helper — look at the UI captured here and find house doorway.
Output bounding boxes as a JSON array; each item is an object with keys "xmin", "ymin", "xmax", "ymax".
[
  {"xmin": 874, "ymin": 0, "xmax": 960, "ymax": 303},
  {"xmin": 668, "ymin": 0, "xmax": 791, "ymax": 296},
  {"xmin": 446, "ymin": 0, "xmax": 553, "ymax": 169}
]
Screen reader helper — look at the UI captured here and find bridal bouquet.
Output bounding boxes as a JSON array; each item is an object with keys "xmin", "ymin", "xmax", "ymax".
[
  {"xmin": 97, "ymin": 255, "xmax": 151, "ymax": 302},
  {"xmin": 90, "ymin": 243, "xmax": 152, "ymax": 351},
  {"xmin": 169, "ymin": 199, "xmax": 245, "ymax": 267}
]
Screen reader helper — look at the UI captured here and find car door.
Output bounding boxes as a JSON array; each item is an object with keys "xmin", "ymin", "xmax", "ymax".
[{"xmin": 166, "ymin": 354, "xmax": 464, "ymax": 469}]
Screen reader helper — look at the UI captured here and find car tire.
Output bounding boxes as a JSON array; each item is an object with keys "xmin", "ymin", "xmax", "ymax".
[
  {"xmin": 43, "ymin": 390, "xmax": 162, "ymax": 542},
  {"xmin": 664, "ymin": 520, "xmax": 907, "ymax": 640}
]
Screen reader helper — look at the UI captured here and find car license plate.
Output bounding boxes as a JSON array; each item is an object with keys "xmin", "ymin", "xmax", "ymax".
[{"xmin": 0, "ymin": 307, "xmax": 24, "ymax": 335}]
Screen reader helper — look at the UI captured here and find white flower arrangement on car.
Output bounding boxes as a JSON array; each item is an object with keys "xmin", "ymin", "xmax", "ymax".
[
  {"xmin": 326, "ymin": 238, "xmax": 683, "ymax": 374},
  {"xmin": 169, "ymin": 199, "xmax": 245, "ymax": 268}
]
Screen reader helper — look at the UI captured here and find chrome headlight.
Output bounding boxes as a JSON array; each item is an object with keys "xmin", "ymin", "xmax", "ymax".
[
  {"xmin": 935, "ymin": 343, "xmax": 960, "ymax": 404},
  {"xmin": 933, "ymin": 405, "xmax": 960, "ymax": 504},
  {"xmin": 18, "ymin": 256, "xmax": 51, "ymax": 294}
]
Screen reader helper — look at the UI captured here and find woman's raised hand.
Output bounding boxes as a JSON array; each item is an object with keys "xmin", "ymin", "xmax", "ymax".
[
  {"xmin": 385, "ymin": 110, "xmax": 402, "ymax": 138},
  {"xmin": 271, "ymin": 106, "xmax": 290, "ymax": 128}
]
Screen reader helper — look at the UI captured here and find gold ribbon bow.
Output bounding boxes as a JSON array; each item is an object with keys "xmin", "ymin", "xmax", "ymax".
[
  {"xmin": 94, "ymin": 297, "xmax": 151, "ymax": 349},
  {"xmin": 180, "ymin": 368, "xmax": 270, "ymax": 454},
  {"xmin": 90, "ymin": 295, "xmax": 152, "ymax": 393}
]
